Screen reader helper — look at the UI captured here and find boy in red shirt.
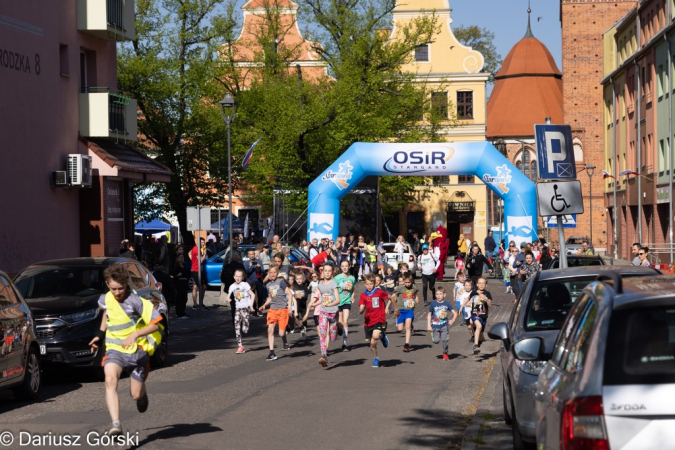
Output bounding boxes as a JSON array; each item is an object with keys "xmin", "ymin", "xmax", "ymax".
[{"xmin": 359, "ymin": 273, "xmax": 390, "ymax": 368}]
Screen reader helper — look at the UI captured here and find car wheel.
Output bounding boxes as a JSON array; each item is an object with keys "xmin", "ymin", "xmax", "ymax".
[
  {"xmin": 13, "ymin": 347, "xmax": 41, "ymax": 401},
  {"xmin": 511, "ymin": 396, "xmax": 535, "ymax": 450},
  {"xmin": 150, "ymin": 327, "xmax": 168, "ymax": 367},
  {"xmin": 503, "ymin": 383, "xmax": 513, "ymax": 425}
]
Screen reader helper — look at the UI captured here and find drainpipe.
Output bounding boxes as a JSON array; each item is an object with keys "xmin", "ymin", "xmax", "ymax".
[
  {"xmin": 611, "ymin": 77, "xmax": 618, "ymax": 260},
  {"xmin": 635, "ymin": 58, "xmax": 643, "ymax": 244},
  {"xmin": 667, "ymin": 33, "xmax": 674, "ymax": 264}
]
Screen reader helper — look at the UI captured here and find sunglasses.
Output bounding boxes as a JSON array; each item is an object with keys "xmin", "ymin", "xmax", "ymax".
[{"xmin": 639, "ymin": 252, "xmax": 646, "ymax": 255}]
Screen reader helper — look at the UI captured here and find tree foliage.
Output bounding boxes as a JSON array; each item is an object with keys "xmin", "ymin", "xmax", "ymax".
[{"xmin": 453, "ymin": 25, "xmax": 502, "ymax": 83}]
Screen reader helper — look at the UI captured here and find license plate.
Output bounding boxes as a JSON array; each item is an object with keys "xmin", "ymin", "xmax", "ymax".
[{"xmin": 39, "ymin": 345, "xmax": 46, "ymax": 355}]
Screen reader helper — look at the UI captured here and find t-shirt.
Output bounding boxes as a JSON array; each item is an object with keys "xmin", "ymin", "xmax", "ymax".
[
  {"xmin": 310, "ymin": 281, "xmax": 321, "ymax": 315},
  {"xmin": 228, "ymin": 281, "xmax": 252, "ymax": 309},
  {"xmin": 266, "ymin": 279, "xmax": 289, "ymax": 310},
  {"xmin": 291, "ymin": 282, "xmax": 311, "ymax": 310},
  {"xmin": 315, "ymin": 280, "xmax": 339, "ymax": 313},
  {"xmin": 456, "ymin": 284, "xmax": 471, "ymax": 319},
  {"xmin": 394, "ymin": 284, "xmax": 418, "ymax": 310},
  {"xmin": 418, "ymin": 252, "xmax": 438, "ymax": 275},
  {"xmin": 359, "ymin": 289, "xmax": 389, "ymax": 326},
  {"xmin": 383, "ymin": 275, "xmax": 396, "ymax": 294},
  {"xmin": 429, "ymin": 300, "xmax": 453, "ymax": 329},
  {"xmin": 190, "ymin": 246, "xmax": 204, "ymax": 272},
  {"xmin": 334, "ymin": 274, "xmax": 355, "ymax": 306},
  {"xmin": 98, "ymin": 292, "xmax": 161, "ymax": 325},
  {"xmin": 468, "ymin": 289, "xmax": 492, "ymax": 320}
]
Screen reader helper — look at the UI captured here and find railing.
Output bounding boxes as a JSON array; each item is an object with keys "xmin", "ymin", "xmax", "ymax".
[
  {"xmin": 107, "ymin": 0, "xmax": 124, "ymax": 30},
  {"xmin": 641, "ymin": 243, "xmax": 675, "ymax": 265},
  {"xmin": 109, "ymin": 93, "xmax": 130, "ymax": 134}
]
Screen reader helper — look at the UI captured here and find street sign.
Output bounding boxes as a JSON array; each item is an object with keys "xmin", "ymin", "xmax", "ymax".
[
  {"xmin": 186, "ymin": 206, "xmax": 212, "ymax": 231},
  {"xmin": 535, "ymin": 124, "xmax": 577, "ymax": 180},
  {"xmin": 545, "ymin": 214, "xmax": 577, "ymax": 228},
  {"xmin": 536, "ymin": 180, "xmax": 584, "ymax": 217}
]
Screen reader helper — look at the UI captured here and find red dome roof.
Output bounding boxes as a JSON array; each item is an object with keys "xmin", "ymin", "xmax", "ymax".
[{"xmin": 487, "ymin": 34, "xmax": 563, "ymax": 138}]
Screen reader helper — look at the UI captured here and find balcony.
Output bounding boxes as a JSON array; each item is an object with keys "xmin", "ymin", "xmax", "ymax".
[
  {"xmin": 79, "ymin": 89, "xmax": 137, "ymax": 141},
  {"xmin": 77, "ymin": 0, "xmax": 135, "ymax": 41}
]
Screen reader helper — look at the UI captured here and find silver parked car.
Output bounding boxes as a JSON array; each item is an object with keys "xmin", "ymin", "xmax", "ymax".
[
  {"xmin": 534, "ymin": 273, "xmax": 675, "ymax": 450},
  {"xmin": 487, "ymin": 266, "xmax": 657, "ymax": 450}
]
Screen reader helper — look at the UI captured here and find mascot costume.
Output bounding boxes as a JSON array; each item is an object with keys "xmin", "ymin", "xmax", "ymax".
[{"xmin": 429, "ymin": 226, "xmax": 450, "ymax": 281}]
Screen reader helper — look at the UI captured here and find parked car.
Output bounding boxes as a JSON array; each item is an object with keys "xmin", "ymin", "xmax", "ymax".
[
  {"xmin": 204, "ymin": 245, "xmax": 255, "ymax": 287},
  {"xmin": 487, "ymin": 266, "xmax": 658, "ymax": 450},
  {"xmin": 13, "ymin": 258, "xmax": 170, "ymax": 375},
  {"xmin": 534, "ymin": 273, "xmax": 675, "ymax": 449},
  {"xmin": 0, "ymin": 270, "xmax": 41, "ymax": 400},
  {"xmin": 546, "ymin": 255, "xmax": 605, "ymax": 270},
  {"xmin": 563, "ymin": 236, "xmax": 591, "ymax": 255},
  {"xmin": 381, "ymin": 243, "xmax": 418, "ymax": 272}
]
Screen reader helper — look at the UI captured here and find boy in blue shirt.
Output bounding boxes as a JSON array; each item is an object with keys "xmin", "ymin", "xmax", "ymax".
[{"xmin": 427, "ymin": 286, "xmax": 458, "ymax": 360}]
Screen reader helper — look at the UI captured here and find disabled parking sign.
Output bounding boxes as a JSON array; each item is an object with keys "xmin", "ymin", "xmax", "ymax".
[
  {"xmin": 535, "ymin": 124, "xmax": 576, "ymax": 180},
  {"xmin": 536, "ymin": 180, "xmax": 584, "ymax": 217}
]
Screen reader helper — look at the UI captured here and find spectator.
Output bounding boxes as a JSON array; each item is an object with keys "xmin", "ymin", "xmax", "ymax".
[
  {"xmin": 631, "ymin": 243, "xmax": 642, "ymax": 266},
  {"xmin": 158, "ymin": 235, "xmax": 170, "ymax": 273},
  {"xmin": 520, "ymin": 251, "xmax": 540, "ymax": 282},
  {"xmin": 483, "ymin": 231, "xmax": 496, "ymax": 258},
  {"xmin": 465, "ymin": 245, "xmax": 493, "ymax": 283},
  {"xmin": 172, "ymin": 255, "xmax": 190, "ymax": 319},
  {"xmin": 581, "ymin": 240, "xmax": 594, "ymax": 256},
  {"xmin": 153, "ymin": 264, "xmax": 176, "ymax": 310},
  {"xmin": 539, "ymin": 246, "xmax": 552, "ymax": 269},
  {"xmin": 457, "ymin": 234, "xmax": 468, "ymax": 258},
  {"xmin": 638, "ymin": 247, "xmax": 651, "ymax": 267}
]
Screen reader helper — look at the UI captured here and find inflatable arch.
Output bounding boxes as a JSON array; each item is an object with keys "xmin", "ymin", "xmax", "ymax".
[{"xmin": 307, "ymin": 142, "xmax": 538, "ymax": 247}]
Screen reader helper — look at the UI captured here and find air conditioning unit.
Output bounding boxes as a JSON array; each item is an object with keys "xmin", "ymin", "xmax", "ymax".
[
  {"xmin": 51, "ymin": 171, "xmax": 67, "ymax": 187},
  {"xmin": 68, "ymin": 154, "xmax": 92, "ymax": 187}
]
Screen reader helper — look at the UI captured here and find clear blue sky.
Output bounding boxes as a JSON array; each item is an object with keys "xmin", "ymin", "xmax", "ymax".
[{"xmin": 450, "ymin": 0, "xmax": 562, "ymax": 70}]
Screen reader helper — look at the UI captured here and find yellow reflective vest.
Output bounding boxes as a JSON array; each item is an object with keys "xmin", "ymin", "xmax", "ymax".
[{"xmin": 104, "ymin": 292, "xmax": 163, "ymax": 356}]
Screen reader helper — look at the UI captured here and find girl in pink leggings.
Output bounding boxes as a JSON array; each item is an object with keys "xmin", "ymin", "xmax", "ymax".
[{"xmin": 307, "ymin": 264, "xmax": 340, "ymax": 367}]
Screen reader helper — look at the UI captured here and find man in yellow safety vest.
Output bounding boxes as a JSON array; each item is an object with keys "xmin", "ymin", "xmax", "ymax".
[{"xmin": 89, "ymin": 263, "xmax": 163, "ymax": 436}]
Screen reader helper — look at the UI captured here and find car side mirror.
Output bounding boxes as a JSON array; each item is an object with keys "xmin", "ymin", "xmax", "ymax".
[
  {"xmin": 487, "ymin": 322, "xmax": 510, "ymax": 350},
  {"xmin": 512, "ymin": 337, "xmax": 544, "ymax": 361}
]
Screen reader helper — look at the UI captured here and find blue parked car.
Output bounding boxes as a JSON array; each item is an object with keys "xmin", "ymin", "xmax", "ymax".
[{"xmin": 204, "ymin": 245, "xmax": 255, "ymax": 287}]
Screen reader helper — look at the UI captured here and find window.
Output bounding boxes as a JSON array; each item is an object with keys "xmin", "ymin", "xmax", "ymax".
[
  {"xmin": 457, "ymin": 91, "xmax": 473, "ymax": 119},
  {"xmin": 549, "ymin": 293, "xmax": 591, "ymax": 367},
  {"xmin": 524, "ymin": 278, "xmax": 596, "ymax": 333},
  {"xmin": 126, "ymin": 264, "xmax": 147, "ymax": 290},
  {"xmin": 432, "ymin": 176, "xmax": 450, "ymax": 185},
  {"xmin": 60, "ymin": 44, "xmax": 69, "ymax": 76},
  {"xmin": 458, "ymin": 175, "xmax": 474, "ymax": 184},
  {"xmin": 573, "ymin": 137, "xmax": 584, "ymax": 161},
  {"xmin": 515, "ymin": 149, "xmax": 537, "ymax": 182},
  {"xmin": 563, "ymin": 302, "xmax": 598, "ymax": 374},
  {"xmin": 415, "ymin": 44, "xmax": 429, "ymax": 62},
  {"xmin": 431, "ymin": 92, "xmax": 448, "ymax": 119},
  {"xmin": 211, "ymin": 209, "xmax": 230, "ymax": 227}
]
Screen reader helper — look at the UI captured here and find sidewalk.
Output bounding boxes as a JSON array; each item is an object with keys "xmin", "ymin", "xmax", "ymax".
[{"xmin": 169, "ymin": 289, "xmax": 232, "ymax": 335}]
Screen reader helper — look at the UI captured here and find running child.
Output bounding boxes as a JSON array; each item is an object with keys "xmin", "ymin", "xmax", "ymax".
[
  {"xmin": 387, "ymin": 272, "xmax": 419, "ymax": 352},
  {"xmin": 88, "ymin": 264, "xmax": 163, "ymax": 436},
  {"xmin": 229, "ymin": 269, "xmax": 256, "ymax": 354},
  {"xmin": 427, "ymin": 286, "xmax": 457, "ymax": 360},
  {"xmin": 374, "ymin": 273, "xmax": 384, "ymax": 290},
  {"xmin": 290, "ymin": 269, "xmax": 310, "ymax": 339},
  {"xmin": 306, "ymin": 264, "xmax": 340, "ymax": 367},
  {"xmin": 459, "ymin": 277, "xmax": 492, "ymax": 354},
  {"xmin": 359, "ymin": 274, "xmax": 390, "ymax": 368},
  {"xmin": 334, "ymin": 260, "xmax": 355, "ymax": 351},
  {"xmin": 454, "ymin": 252, "xmax": 465, "ymax": 279},
  {"xmin": 259, "ymin": 266, "xmax": 293, "ymax": 361},
  {"xmin": 383, "ymin": 266, "xmax": 396, "ymax": 295}
]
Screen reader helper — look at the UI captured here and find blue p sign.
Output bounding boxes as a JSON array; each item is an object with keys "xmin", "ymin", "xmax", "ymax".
[{"xmin": 535, "ymin": 125, "xmax": 576, "ymax": 180}]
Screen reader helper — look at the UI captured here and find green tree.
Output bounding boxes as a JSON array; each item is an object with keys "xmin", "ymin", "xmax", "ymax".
[{"xmin": 453, "ymin": 25, "xmax": 502, "ymax": 83}]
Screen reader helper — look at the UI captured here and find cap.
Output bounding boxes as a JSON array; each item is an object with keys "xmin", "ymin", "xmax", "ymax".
[
  {"xmin": 520, "ymin": 242, "xmax": 527, "ymax": 248},
  {"xmin": 422, "ymin": 244, "xmax": 429, "ymax": 250}
]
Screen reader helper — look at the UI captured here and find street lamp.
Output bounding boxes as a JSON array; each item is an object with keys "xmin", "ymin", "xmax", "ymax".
[
  {"xmin": 219, "ymin": 92, "xmax": 238, "ymax": 260},
  {"xmin": 586, "ymin": 163, "xmax": 596, "ymax": 248}
]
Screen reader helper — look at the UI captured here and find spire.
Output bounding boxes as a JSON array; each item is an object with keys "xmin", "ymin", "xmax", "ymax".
[{"xmin": 524, "ymin": 0, "xmax": 534, "ymax": 38}]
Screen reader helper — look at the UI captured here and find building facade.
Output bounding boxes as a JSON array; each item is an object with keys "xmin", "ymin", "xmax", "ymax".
[
  {"xmin": 602, "ymin": 0, "xmax": 675, "ymax": 263},
  {"xmin": 0, "ymin": 0, "xmax": 171, "ymax": 274},
  {"xmin": 389, "ymin": 0, "xmax": 491, "ymax": 252}
]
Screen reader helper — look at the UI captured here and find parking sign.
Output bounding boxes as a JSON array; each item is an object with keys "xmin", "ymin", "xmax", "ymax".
[{"xmin": 534, "ymin": 124, "xmax": 576, "ymax": 180}]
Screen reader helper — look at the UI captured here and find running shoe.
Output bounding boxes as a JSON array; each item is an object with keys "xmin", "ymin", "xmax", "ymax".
[
  {"xmin": 266, "ymin": 352, "xmax": 278, "ymax": 361},
  {"xmin": 289, "ymin": 329, "xmax": 296, "ymax": 334},
  {"xmin": 341, "ymin": 345, "xmax": 350, "ymax": 352},
  {"xmin": 236, "ymin": 346, "xmax": 245, "ymax": 354},
  {"xmin": 319, "ymin": 356, "xmax": 328, "ymax": 367},
  {"xmin": 301, "ymin": 326, "xmax": 307, "ymax": 339},
  {"xmin": 442, "ymin": 353, "xmax": 450, "ymax": 361},
  {"xmin": 108, "ymin": 423, "xmax": 123, "ymax": 436},
  {"xmin": 337, "ymin": 322, "xmax": 344, "ymax": 336},
  {"xmin": 381, "ymin": 334, "xmax": 389, "ymax": 348},
  {"xmin": 282, "ymin": 344, "xmax": 291, "ymax": 351},
  {"xmin": 403, "ymin": 344, "xmax": 410, "ymax": 353},
  {"xmin": 473, "ymin": 345, "xmax": 480, "ymax": 354},
  {"xmin": 372, "ymin": 357, "xmax": 380, "ymax": 368},
  {"xmin": 136, "ymin": 392, "xmax": 149, "ymax": 413}
]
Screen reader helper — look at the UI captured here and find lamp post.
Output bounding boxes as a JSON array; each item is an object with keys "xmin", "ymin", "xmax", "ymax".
[
  {"xmin": 586, "ymin": 163, "xmax": 596, "ymax": 247},
  {"xmin": 219, "ymin": 92, "xmax": 238, "ymax": 261}
]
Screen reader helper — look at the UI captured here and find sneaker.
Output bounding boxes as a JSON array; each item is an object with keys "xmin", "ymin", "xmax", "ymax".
[
  {"xmin": 342, "ymin": 345, "xmax": 350, "ymax": 352},
  {"xmin": 191, "ymin": 305, "xmax": 198, "ymax": 310},
  {"xmin": 372, "ymin": 357, "xmax": 380, "ymax": 368},
  {"xmin": 177, "ymin": 315, "xmax": 190, "ymax": 320},
  {"xmin": 236, "ymin": 346, "xmax": 245, "ymax": 354},
  {"xmin": 473, "ymin": 345, "xmax": 480, "ymax": 354},
  {"xmin": 423, "ymin": 301, "xmax": 428, "ymax": 306},
  {"xmin": 381, "ymin": 334, "xmax": 389, "ymax": 348},
  {"xmin": 289, "ymin": 329, "xmax": 296, "ymax": 334},
  {"xmin": 282, "ymin": 344, "xmax": 291, "ymax": 351},
  {"xmin": 403, "ymin": 344, "xmax": 410, "ymax": 353},
  {"xmin": 108, "ymin": 423, "xmax": 123, "ymax": 436},
  {"xmin": 337, "ymin": 322, "xmax": 344, "ymax": 336},
  {"xmin": 266, "ymin": 352, "xmax": 278, "ymax": 361},
  {"xmin": 136, "ymin": 392, "xmax": 149, "ymax": 413},
  {"xmin": 442, "ymin": 353, "xmax": 450, "ymax": 361},
  {"xmin": 301, "ymin": 326, "xmax": 307, "ymax": 339},
  {"xmin": 469, "ymin": 337, "xmax": 474, "ymax": 343},
  {"xmin": 319, "ymin": 356, "xmax": 328, "ymax": 367}
]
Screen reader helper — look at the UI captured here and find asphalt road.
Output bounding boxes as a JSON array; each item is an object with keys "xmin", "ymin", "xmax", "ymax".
[{"xmin": 0, "ymin": 274, "xmax": 513, "ymax": 450}]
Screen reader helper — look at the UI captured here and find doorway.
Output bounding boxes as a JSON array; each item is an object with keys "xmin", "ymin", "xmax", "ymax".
[{"xmin": 447, "ymin": 222, "xmax": 460, "ymax": 256}]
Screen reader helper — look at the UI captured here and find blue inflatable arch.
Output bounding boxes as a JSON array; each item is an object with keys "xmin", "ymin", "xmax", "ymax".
[{"xmin": 307, "ymin": 142, "xmax": 538, "ymax": 248}]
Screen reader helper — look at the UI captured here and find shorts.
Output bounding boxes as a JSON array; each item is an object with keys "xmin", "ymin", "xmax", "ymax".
[
  {"xmin": 464, "ymin": 318, "xmax": 472, "ymax": 326},
  {"xmin": 338, "ymin": 303, "xmax": 352, "ymax": 312},
  {"xmin": 267, "ymin": 308, "xmax": 289, "ymax": 329},
  {"xmin": 191, "ymin": 271, "xmax": 207, "ymax": 285},
  {"xmin": 455, "ymin": 301, "xmax": 461, "ymax": 312},
  {"xmin": 103, "ymin": 349, "xmax": 150, "ymax": 383},
  {"xmin": 396, "ymin": 308, "xmax": 415, "ymax": 325},
  {"xmin": 313, "ymin": 315, "xmax": 319, "ymax": 327},
  {"xmin": 364, "ymin": 322, "xmax": 386, "ymax": 340},
  {"xmin": 470, "ymin": 315, "xmax": 487, "ymax": 328}
]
